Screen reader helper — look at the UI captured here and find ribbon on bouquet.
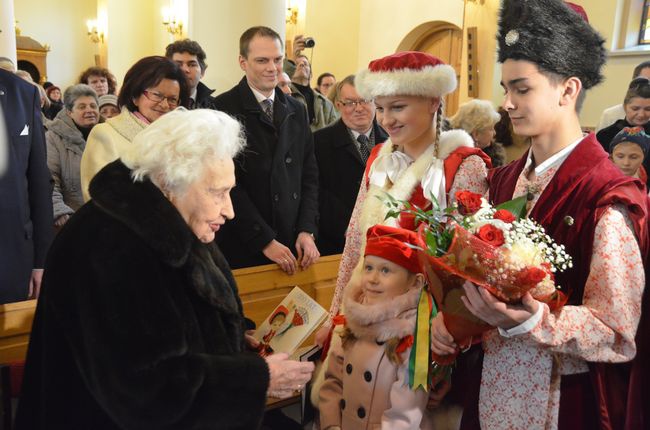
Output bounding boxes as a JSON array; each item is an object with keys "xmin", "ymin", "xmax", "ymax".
[{"xmin": 408, "ymin": 287, "xmax": 437, "ymax": 391}]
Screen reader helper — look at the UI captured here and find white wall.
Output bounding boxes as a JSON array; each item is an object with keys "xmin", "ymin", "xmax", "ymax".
[
  {"xmin": 14, "ymin": 0, "xmax": 97, "ymax": 89},
  {"xmin": 303, "ymin": 0, "xmax": 360, "ymax": 85},
  {"xmin": 357, "ymin": 0, "xmax": 464, "ymax": 69},
  {"xmin": 189, "ymin": 0, "xmax": 285, "ymax": 94}
]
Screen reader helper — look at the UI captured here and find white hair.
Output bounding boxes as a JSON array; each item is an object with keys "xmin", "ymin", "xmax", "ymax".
[
  {"xmin": 122, "ymin": 108, "xmax": 245, "ymax": 195},
  {"xmin": 449, "ymin": 99, "xmax": 500, "ymax": 135}
]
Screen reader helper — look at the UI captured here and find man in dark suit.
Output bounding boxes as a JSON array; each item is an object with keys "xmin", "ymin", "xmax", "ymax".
[
  {"xmin": 213, "ymin": 26, "xmax": 319, "ymax": 275},
  {"xmin": 0, "ymin": 69, "xmax": 53, "ymax": 303},
  {"xmin": 165, "ymin": 39, "xmax": 216, "ymax": 109},
  {"xmin": 314, "ymin": 75, "xmax": 388, "ymax": 255}
]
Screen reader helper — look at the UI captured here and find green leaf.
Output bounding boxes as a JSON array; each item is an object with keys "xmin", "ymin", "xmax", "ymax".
[{"xmin": 495, "ymin": 195, "xmax": 528, "ymax": 219}]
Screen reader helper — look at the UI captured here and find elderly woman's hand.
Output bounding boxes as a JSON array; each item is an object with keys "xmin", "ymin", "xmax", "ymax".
[
  {"xmin": 295, "ymin": 232, "xmax": 320, "ymax": 269},
  {"xmin": 265, "ymin": 353, "xmax": 314, "ymax": 399}
]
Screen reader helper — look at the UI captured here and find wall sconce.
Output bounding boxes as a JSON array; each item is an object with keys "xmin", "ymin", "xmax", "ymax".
[
  {"xmin": 162, "ymin": 7, "xmax": 183, "ymax": 36},
  {"xmin": 86, "ymin": 19, "xmax": 104, "ymax": 44},
  {"xmin": 286, "ymin": 7, "xmax": 298, "ymax": 25}
]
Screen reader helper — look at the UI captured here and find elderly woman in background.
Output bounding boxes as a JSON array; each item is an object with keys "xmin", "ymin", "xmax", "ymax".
[
  {"xmin": 449, "ymin": 99, "xmax": 506, "ymax": 167},
  {"xmin": 78, "ymin": 66, "xmax": 117, "ymax": 96},
  {"xmin": 15, "ymin": 109, "xmax": 314, "ymax": 430},
  {"xmin": 597, "ymin": 77, "xmax": 650, "ymax": 187},
  {"xmin": 46, "ymin": 84, "xmax": 100, "ymax": 228},
  {"xmin": 80, "ymin": 56, "xmax": 188, "ymax": 200},
  {"xmin": 98, "ymin": 94, "xmax": 120, "ymax": 119}
]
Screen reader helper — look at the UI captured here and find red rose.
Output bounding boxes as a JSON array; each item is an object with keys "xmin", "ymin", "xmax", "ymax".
[
  {"xmin": 494, "ymin": 209, "xmax": 516, "ymax": 223},
  {"xmin": 476, "ymin": 224, "xmax": 505, "ymax": 246},
  {"xmin": 455, "ymin": 191, "xmax": 483, "ymax": 215},
  {"xmin": 517, "ymin": 267, "xmax": 547, "ymax": 286}
]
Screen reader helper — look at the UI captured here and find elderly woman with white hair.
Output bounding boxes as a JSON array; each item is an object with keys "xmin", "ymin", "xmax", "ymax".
[
  {"xmin": 15, "ymin": 109, "xmax": 314, "ymax": 430},
  {"xmin": 449, "ymin": 99, "xmax": 506, "ymax": 167}
]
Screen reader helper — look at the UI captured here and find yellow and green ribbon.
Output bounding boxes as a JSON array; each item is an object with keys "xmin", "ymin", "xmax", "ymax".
[{"xmin": 408, "ymin": 287, "xmax": 437, "ymax": 391}]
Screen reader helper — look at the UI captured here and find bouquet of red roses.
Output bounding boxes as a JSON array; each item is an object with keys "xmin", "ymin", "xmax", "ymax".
[{"xmin": 384, "ymin": 190, "xmax": 570, "ymax": 370}]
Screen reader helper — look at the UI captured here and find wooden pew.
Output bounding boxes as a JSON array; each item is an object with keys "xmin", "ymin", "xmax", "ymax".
[{"xmin": 0, "ymin": 255, "xmax": 340, "ymax": 366}]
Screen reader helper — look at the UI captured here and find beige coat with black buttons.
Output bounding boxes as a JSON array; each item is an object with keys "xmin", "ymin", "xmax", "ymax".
[{"xmin": 319, "ymin": 282, "xmax": 432, "ymax": 430}]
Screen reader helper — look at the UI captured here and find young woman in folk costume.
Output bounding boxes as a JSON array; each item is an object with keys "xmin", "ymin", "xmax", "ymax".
[{"xmin": 315, "ymin": 52, "xmax": 491, "ymax": 348}]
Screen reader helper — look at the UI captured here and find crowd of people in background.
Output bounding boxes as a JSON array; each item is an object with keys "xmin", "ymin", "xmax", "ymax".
[{"xmin": 0, "ymin": 1, "xmax": 649, "ymax": 426}]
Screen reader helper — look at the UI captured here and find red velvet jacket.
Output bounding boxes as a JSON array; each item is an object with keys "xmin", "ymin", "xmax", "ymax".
[{"xmin": 488, "ymin": 134, "xmax": 649, "ymax": 430}]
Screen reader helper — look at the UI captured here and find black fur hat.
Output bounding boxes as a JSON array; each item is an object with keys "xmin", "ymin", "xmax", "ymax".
[{"xmin": 497, "ymin": 0, "xmax": 606, "ymax": 89}]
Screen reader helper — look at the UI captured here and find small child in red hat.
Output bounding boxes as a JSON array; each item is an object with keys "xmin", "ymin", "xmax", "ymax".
[{"xmin": 319, "ymin": 224, "xmax": 434, "ymax": 430}]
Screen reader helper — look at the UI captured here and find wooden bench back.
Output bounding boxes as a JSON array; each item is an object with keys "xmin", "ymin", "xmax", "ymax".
[{"xmin": 0, "ymin": 255, "xmax": 340, "ymax": 365}]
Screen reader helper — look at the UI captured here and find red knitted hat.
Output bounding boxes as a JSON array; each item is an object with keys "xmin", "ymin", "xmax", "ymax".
[
  {"xmin": 355, "ymin": 51, "xmax": 457, "ymax": 100},
  {"xmin": 364, "ymin": 225, "xmax": 422, "ymax": 274}
]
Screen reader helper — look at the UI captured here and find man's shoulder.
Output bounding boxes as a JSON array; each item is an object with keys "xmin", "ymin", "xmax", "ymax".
[
  {"xmin": 314, "ymin": 119, "xmax": 345, "ymax": 139},
  {"xmin": 213, "ymin": 84, "xmax": 241, "ymax": 105}
]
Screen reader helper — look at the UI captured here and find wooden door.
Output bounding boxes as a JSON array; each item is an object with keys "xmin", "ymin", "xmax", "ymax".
[{"xmin": 412, "ymin": 25, "xmax": 463, "ymax": 116}]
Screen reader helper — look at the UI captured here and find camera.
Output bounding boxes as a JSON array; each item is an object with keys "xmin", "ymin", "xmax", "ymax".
[{"xmin": 304, "ymin": 37, "xmax": 316, "ymax": 48}]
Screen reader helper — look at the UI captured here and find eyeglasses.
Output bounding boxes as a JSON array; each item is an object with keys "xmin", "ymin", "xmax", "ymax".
[
  {"xmin": 338, "ymin": 99, "xmax": 373, "ymax": 108},
  {"xmin": 142, "ymin": 90, "xmax": 180, "ymax": 107}
]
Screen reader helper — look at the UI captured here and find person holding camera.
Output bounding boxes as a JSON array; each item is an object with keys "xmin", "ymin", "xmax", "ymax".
[{"xmin": 290, "ymin": 54, "xmax": 339, "ymax": 131}]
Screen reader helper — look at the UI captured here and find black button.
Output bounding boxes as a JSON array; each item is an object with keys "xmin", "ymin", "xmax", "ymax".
[
  {"xmin": 346, "ymin": 363, "xmax": 353, "ymax": 374},
  {"xmin": 292, "ymin": 192, "xmax": 298, "ymax": 200},
  {"xmin": 375, "ymin": 340, "xmax": 385, "ymax": 346},
  {"xmin": 340, "ymin": 399, "xmax": 346, "ymax": 410},
  {"xmin": 357, "ymin": 407, "xmax": 366, "ymax": 419},
  {"xmin": 273, "ymin": 194, "xmax": 279, "ymax": 202},
  {"xmin": 364, "ymin": 371, "xmax": 372, "ymax": 382},
  {"xmin": 285, "ymin": 157, "xmax": 292, "ymax": 164}
]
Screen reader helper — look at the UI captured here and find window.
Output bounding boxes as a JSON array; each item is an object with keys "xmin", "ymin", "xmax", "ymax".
[{"xmin": 641, "ymin": 0, "xmax": 650, "ymax": 44}]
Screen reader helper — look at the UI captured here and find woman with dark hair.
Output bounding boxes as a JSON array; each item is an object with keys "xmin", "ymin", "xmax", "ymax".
[
  {"xmin": 80, "ymin": 56, "xmax": 189, "ymax": 200},
  {"xmin": 597, "ymin": 77, "xmax": 650, "ymax": 187},
  {"xmin": 78, "ymin": 66, "xmax": 118, "ymax": 96}
]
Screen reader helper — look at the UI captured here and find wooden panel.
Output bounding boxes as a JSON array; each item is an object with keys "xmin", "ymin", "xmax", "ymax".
[
  {"xmin": 413, "ymin": 25, "xmax": 463, "ymax": 116},
  {"xmin": 0, "ymin": 255, "xmax": 341, "ymax": 366},
  {"xmin": 467, "ymin": 27, "xmax": 479, "ymax": 98}
]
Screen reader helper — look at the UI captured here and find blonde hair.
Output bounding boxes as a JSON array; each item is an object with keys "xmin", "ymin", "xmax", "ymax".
[{"xmin": 449, "ymin": 99, "xmax": 500, "ymax": 135}]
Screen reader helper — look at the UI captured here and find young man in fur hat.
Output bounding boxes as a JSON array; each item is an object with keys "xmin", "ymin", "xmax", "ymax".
[{"xmin": 434, "ymin": 1, "xmax": 649, "ymax": 428}]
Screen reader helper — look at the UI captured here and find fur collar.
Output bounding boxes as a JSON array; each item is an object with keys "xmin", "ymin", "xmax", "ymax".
[
  {"xmin": 89, "ymin": 160, "xmax": 242, "ymax": 316},
  {"xmin": 106, "ymin": 108, "xmax": 148, "ymax": 142},
  {"xmin": 343, "ymin": 279, "xmax": 421, "ymax": 342},
  {"xmin": 89, "ymin": 160, "xmax": 194, "ymax": 268}
]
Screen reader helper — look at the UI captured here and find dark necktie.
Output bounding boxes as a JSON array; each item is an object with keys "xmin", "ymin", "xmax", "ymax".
[
  {"xmin": 357, "ymin": 134, "xmax": 371, "ymax": 162},
  {"xmin": 262, "ymin": 98, "xmax": 273, "ymax": 120},
  {"xmin": 188, "ymin": 98, "xmax": 195, "ymax": 109}
]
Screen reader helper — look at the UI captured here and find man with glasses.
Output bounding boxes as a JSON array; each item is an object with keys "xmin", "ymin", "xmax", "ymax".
[
  {"xmin": 165, "ymin": 39, "xmax": 216, "ymax": 110},
  {"xmin": 313, "ymin": 74, "xmax": 388, "ymax": 255},
  {"xmin": 290, "ymin": 54, "xmax": 338, "ymax": 131}
]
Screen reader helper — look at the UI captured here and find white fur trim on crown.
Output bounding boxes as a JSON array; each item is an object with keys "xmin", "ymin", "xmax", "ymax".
[
  {"xmin": 437, "ymin": 129, "xmax": 475, "ymax": 160},
  {"xmin": 355, "ymin": 64, "xmax": 457, "ymax": 100}
]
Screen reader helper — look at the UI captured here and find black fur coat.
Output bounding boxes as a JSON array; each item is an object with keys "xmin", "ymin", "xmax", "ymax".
[{"xmin": 15, "ymin": 160, "xmax": 269, "ymax": 429}]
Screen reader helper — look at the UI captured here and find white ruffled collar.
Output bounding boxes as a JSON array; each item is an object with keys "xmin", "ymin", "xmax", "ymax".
[{"xmin": 368, "ymin": 142, "xmax": 446, "ymax": 208}]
